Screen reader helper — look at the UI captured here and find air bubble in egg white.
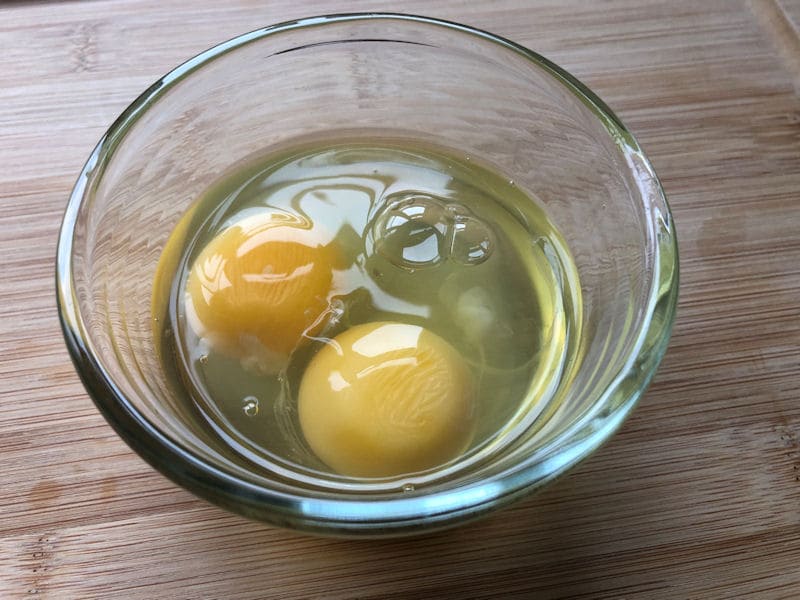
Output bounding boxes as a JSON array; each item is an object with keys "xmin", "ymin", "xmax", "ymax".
[
  {"xmin": 242, "ymin": 396, "xmax": 259, "ymax": 417},
  {"xmin": 371, "ymin": 193, "xmax": 447, "ymax": 270},
  {"xmin": 448, "ymin": 216, "xmax": 494, "ymax": 266}
]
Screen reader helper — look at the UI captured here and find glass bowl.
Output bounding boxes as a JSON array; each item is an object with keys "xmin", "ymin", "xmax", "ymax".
[{"xmin": 56, "ymin": 13, "xmax": 678, "ymax": 537}]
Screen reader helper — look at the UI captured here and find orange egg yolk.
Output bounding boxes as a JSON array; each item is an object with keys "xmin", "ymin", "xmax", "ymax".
[
  {"xmin": 298, "ymin": 321, "xmax": 475, "ymax": 478},
  {"xmin": 186, "ymin": 212, "xmax": 338, "ymax": 373}
]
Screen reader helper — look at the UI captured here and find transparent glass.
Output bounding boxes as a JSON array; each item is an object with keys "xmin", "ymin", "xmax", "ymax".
[{"xmin": 56, "ymin": 14, "xmax": 678, "ymax": 537}]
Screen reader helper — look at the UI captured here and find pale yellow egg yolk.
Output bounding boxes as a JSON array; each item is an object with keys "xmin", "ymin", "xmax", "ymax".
[
  {"xmin": 298, "ymin": 322, "xmax": 475, "ymax": 478},
  {"xmin": 186, "ymin": 212, "xmax": 338, "ymax": 373}
]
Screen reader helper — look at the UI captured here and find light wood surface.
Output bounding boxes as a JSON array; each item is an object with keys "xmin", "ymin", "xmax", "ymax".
[{"xmin": 2, "ymin": 1, "xmax": 799, "ymax": 598}]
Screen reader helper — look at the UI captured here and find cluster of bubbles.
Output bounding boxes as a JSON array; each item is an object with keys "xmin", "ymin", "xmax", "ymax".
[{"xmin": 369, "ymin": 192, "xmax": 494, "ymax": 271}]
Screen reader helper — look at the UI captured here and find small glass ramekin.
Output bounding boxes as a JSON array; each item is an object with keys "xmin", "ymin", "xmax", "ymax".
[{"xmin": 56, "ymin": 13, "xmax": 678, "ymax": 537}]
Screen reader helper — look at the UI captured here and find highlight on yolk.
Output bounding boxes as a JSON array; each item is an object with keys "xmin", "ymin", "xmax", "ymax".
[
  {"xmin": 298, "ymin": 322, "xmax": 475, "ymax": 478},
  {"xmin": 186, "ymin": 211, "xmax": 338, "ymax": 373}
]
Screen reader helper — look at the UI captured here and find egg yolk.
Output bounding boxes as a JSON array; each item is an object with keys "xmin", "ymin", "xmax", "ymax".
[
  {"xmin": 186, "ymin": 212, "xmax": 338, "ymax": 373},
  {"xmin": 298, "ymin": 322, "xmax": 475, "ymax": 478}
]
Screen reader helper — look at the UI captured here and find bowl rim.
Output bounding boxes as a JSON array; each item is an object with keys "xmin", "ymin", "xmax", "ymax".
[{"xmin": 56, "ymin": 12, "xmax": 679, "ymax": 536}]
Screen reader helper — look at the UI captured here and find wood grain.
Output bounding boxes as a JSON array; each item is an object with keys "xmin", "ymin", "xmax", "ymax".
[
  {"xmin": 1, "ymin": 1, "xmax": 799, "ymax": 598},
  {"xmin": 777, "ymin": 0, "xmax": 800, "ymax": 33},
  {"xmin": 750, "ymin": 0, "xmax": 800, "ymax": 86}
]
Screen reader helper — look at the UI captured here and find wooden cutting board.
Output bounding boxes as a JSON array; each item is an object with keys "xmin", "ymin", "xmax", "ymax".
[{"xmin": 1, "ymin": 1, "xmax": 799, "ymax": 598}]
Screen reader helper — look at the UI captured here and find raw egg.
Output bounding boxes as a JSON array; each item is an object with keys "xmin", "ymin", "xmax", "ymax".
[
  {"xmin": 298, "ymin": 321, "xmax": 475, "ymax": 478},
  {"xmin": 186, "ymin": 211, "xmax": 338, "ymax": 373}
]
